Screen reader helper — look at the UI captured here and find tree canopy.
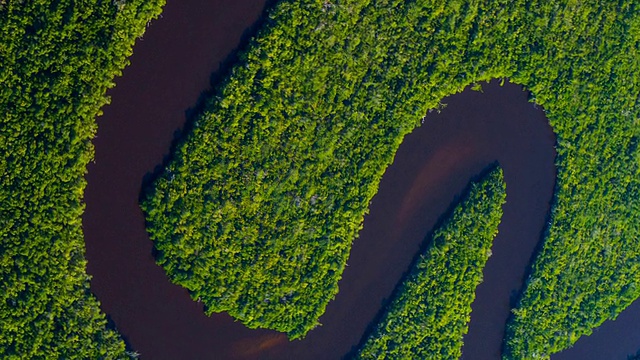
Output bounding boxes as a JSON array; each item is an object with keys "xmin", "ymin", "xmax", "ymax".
[
  {"xmin": 140, "ymin": 0, "xmax": 640, "ymax": 355},
  {"xmin": 0, "ymin": 1, "xmax": 163, "ymax": 357},
  {"xmin": 355, "ymin": 167, "xmax": 506, "ymax": 359}
]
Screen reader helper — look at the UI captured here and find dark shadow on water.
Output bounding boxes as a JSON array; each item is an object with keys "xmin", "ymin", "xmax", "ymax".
[
  {"xmin": 552, "ymin": 299, "xmax": 640, "ymax": 360},
  {"xmin": 139, "ymin": 0, "xmax": 280, "ymax": 203},
  {"xmin": 104, "ymin": 313, "xmax": 135, "ymax": 355},
  {"xmin": 82, "ymin": 0, "xmax": 639, "ymax": 359},
  {"xmin": 500, "ymin": 155, "xmax": 560, "ymax": 355},
  {"xmin": 343, "ymin": 163, "xmax": 501, "ymax": 359},
  {"xmin": 83, "ymin": 1, "xmax": 286, "ymax": 359}
]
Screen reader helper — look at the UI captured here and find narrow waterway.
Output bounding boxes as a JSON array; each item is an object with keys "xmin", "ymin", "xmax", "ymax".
[
  {"xmin": 552, "ymin": 300, "xmax": 640, "ymax": 359},
  {"xmin": 83, "ymin": 1, "xmax": 279, "ymax": 358},
  {"xmin": 82, "ymin": 1, "xmax": 638, "ymax": 359}
]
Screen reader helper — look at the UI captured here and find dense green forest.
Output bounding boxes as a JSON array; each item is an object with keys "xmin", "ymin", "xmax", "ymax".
[
  {"xmin": 502, "ymin": 2, "xmax": 640, "ymax": 357},
  {"xmin": 355, "ymin": 167, "xmax": 505, "ymax": 359},
  {"xmin": 142, "ymin": 0, "xmax": 640, "ymax": 355},
  {"xmin": 0, "ymin": 1, "xmax": 163, "ymax": 358}
]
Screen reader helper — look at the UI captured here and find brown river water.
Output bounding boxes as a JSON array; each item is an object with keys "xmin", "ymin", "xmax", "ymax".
[{"xmin": 82, "ymin": 0, "xmax": 640, "ymax": 358}]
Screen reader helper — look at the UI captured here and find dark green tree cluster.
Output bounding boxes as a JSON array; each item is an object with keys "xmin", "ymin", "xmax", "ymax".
[
  {"xmin": 354, "ymin": 167, "xmax": 505, "ymax": 359},
  {"xmin": 0, "ymin": 1, "xmax": 163, "ymax": 358},
  {"xmin": 503, "ymin": 1, "xmax": 640, "ymax": 358},
  {"xmin": 142, "ymin": 0, "xmax": 640, "ymax": 353},
  {"xmin": 141, "ymin": 0, "xmax": 515, "ymax": 339}
]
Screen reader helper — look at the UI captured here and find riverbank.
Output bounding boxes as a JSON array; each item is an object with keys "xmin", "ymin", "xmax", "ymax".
[{"xmin": 82, "ymin": 1, "xmax": 638, "ymax": 358}]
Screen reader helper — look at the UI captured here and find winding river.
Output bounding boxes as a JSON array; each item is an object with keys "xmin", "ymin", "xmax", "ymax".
[{"xmin": 82, "ymin": 0, "xmax": 640, "ymax": 358}]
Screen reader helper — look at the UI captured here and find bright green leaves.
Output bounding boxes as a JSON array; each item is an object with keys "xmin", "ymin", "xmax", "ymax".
[
  {"xmin": 354, "ymin": 167, "xmax": 506, "ymax": 360},
  {"xmin": 0, "ymin": 0, "xmax": 163, "ymax": 357},
  {"xmin": 141, "ymin": 0, "xmax": 514, "ymax": 339},
  {"xmin": 143, "ymin": 0, "xmax": 640, "ymax": 353}
]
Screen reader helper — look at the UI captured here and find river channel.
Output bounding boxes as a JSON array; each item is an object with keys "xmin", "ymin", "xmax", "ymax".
[{"xmin": 82, "ymin": 0, "xmax": 640, "ymax": 359}]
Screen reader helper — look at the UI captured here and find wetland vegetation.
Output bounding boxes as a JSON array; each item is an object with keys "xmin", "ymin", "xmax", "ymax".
[
  {"xmin": 0, "ymin": 1, "xmax": 163, "ymax": 357},
  {"xmin": 355, "ymin": 167, "xmax": 506, "ymax": 359},
  {"xmin": 142, "ymin": 0, "xmax": 640, "ymax": 356},
  {"xmin": 3, "ymin": 0, "xmax": 640, "ymax": 358}
]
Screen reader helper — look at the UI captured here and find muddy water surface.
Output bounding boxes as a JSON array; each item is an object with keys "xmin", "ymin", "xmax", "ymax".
[
  {"xmin": 82, "ymin": 1, "xmax": 638, "ymax": 359},
  {"xmin": 83, "ymin": 1, "xmax": 279, "ymax": 359}
]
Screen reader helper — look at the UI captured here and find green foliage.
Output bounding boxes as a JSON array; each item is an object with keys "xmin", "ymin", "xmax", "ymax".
[
  {"xmin": 503, "ymin": 2, "xmax": 640, "ymax": 358},
  {"xmin": 354, "ymin": 167, "xmax": 506, "ymax": 360},
  {"xmin": 141, "ymin": 0, "xmax": 514, "ymax": 339},
  {"xmin": 142, "ymin": 0, "xmax": 640, "ymax": 352},
  {"xmin": 0, "ymin": 1, "xmax": 163, "ymax": 358}
]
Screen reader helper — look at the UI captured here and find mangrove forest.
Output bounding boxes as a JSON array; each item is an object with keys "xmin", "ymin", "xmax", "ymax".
[
  {"xmin": 3, "ymin": 0, "xmax": 640, "ymax": 358},
  {"xmin": 142, "ymin": 0, "xmax": 640, "ymax": 357}
]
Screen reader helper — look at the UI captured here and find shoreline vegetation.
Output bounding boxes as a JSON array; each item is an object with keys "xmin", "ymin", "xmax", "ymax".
[
  {"xmin": 0, "ymin": 1, "xmax": 163, "ymax": 358},
  {"xmin": 354, "ymin": 167, "xmax": 506, "ymax": 359},
  {"xmin": 142, "ymin": 0, "xmax": 640, "ymax": 355}
]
